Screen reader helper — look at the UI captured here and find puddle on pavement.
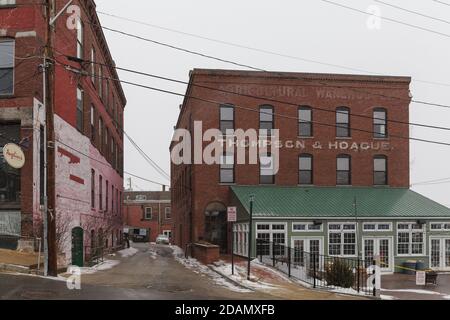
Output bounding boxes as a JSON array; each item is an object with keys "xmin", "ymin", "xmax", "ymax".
[
  {"xmin": 146, "ymin": 283, "xmax": 193, "ymax": 293},
  {"xmin": 21, "ymin": 290, "xmax": 57, "ymax": 299}
]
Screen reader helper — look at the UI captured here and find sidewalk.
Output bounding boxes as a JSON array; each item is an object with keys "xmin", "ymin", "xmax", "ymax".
[
  {"xmin": 0, "ymin": 248, "xmax": 43, "ymax": 274},
  {"xmin": 210, "ymin": 259, "xmax": 366, "ymax": 300}
]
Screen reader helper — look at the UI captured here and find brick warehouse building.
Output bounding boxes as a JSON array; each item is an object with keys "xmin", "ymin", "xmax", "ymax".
[
  {"xmin": 0, "ymin": 0, "xmax": 125, "ymax": 267},
  {"xmin": 170, "ymin": 69, "xmax": 450, "ymax": 272},
  {"xmin": 123, "ymin": 191, "xmax": 172, "ymax": 243}
]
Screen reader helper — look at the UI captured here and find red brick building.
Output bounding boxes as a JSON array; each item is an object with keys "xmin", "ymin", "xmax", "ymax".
[
  {"xmin": 123, "ymin": 191, "xmax": 172, "ymax": 243},
  {"xmin": 0, "ymin": 0, "xmax": 125, "ymax": 266},
  {"xmin": 171, "ymin": 69, "xmax": 412, "ymax": 254}
]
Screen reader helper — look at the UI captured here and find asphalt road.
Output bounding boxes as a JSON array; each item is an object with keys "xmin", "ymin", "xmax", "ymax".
[{"xmin": 0, "ymin": 243, "xmax": 273, "ymax": 300}]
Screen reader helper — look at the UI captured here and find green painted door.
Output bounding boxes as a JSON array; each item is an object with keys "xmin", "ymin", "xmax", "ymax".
[{"xmin": 71, "ymin": 227, "xmax": 84, "ymax": 267}]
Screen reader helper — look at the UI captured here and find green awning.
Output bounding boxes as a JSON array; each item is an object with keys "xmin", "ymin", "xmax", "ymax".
[{"xmin": 231, "ymin": 186, "xmax": 450, "ymax": 219}]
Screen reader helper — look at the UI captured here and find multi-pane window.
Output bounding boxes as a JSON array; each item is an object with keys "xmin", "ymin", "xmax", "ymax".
[
  {"xmin": 76, "ymin": 19, "xmax": 83, "ymax": 59},
  {"xmin": 105, "ymin": 180, "xmax": 109, "ymax": 213},
  {"xmin": 374, "ymin": 155, "xmax": 387, "ymax": 185},
  {"xmin": 373, "ymin": 108, "xmax": 387, "ymax": 138},
  {"xmin": 165, "ymin": 207, "xmax": 171, "ymax": 219},
  {"xmin": 91, "ymin": 169, "xmax": 95, "ymax": 208},
  {"xmin": 99, "ymin": 175, "xmax": 103, "ymax": 211},
  {"xmin": 90, "ymin": 47, "xmax": 96, "ymax": 84},
  {"xmin": 219, "ymin": 104, "xmax": 234, "ymax": 135},
  {"xmin": 363, "ymin": 222, "xmax": 392, "ymax": 231},
  {"xmin": 90, "ymin": 105, "xmax": 95, "ymax": 141},
  {"xmin": 256, "ymin": 223, "xmax": 286, "ymax": 256},
  {"xmin": 397, "ymin": 223, "xmax": 425, "ymax": 255},
  {"xmin": 299, "ymin": 154, "xmax": 313, "ymax": 185},
  {"xmin": 76, "ymin": 87, "xmax": 84, "ymax": 131},
  {"xmin": 337, "ymin": 155, "xmax": 351, "ymax": 185},
  {"xmin": 259, "ymin": 105, "xmax": 274, "ymax": 136},
  {"xmin": 220, "ymin": 153, "xmax": 234, "ymax": 184},
  {"xmin": 336, "ymin": 107, "xmax": 350, "ymax": 137},
  {"xmin": 98, "ymin": 117, "xmax": 103, "ymax": 152},
  {"xmin": 298, "ymin": 106, "xmax": 312, "ymax": 137},
  {"xmin": 292, "ymin": 223, "xmax": 322, "ymax": 232},
  {"xmin": 0, "ymin": 39, "xmax": 14, "ymax": 95},
  {"xmin": 145, "ymin": 207, "xmax": 152, "ymax": 220},
  {"xmin": 98, "ymin": 66, "xmax": 103, "ymax": 98},
  {"xmin": 430, "ymin": 223, "xmax": 450, "ymax": 231},
  {"xmin": 260, "ymin": 154, "xmax": 275, "ymax": 184},
  {"xmin": 328, "ymin": 223, "xmax": 356, "ymax": 256}
]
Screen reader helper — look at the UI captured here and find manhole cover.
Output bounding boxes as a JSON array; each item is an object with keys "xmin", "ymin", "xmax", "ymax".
[{"xmin": 21, "ymin": 290, "xmax": 57, "ymax": 299}]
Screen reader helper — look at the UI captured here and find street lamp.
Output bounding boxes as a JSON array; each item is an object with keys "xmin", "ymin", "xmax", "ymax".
[{"xmin": 247, "ymin": 194, "xmax": 254, "ymax": 281}]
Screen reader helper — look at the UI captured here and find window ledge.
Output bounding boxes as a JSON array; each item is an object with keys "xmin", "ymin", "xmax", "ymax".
[
  {"xmin": 335, "ymin": 137, "xmax": 352, "ymax": 140},
  {"xmin": 297, "ymin": 136, "xmax": 314, "ymax": 139},
  {"xmin": 219, "ymin": 183, "xmax": 236, "ymax": 186}
]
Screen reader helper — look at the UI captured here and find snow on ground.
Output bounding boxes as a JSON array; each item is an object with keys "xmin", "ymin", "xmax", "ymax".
[
  {"xmin": 118, "ymin": 247, "xmax": 138, "ymax": 258},
  {"xmin": 211, "ymin": 261, "xmax": 279, "ymax": 291},
  {"xmin": 380, "ymin": 294, "xmax": 397, "ymax": 300},
  {"xmin": 170, "ymin": 246, "xmax": 252, "ymax": 293},
  {"xmin": 443, "ymin": 295, "xmax": 450, "ymax": 300},
  {"xmin": 381, "ymin": 288, "xmax": 443, "ymax": 295},
  {"xmin": 67, "ymin": 260, "xmax": 120, "ymax": 275}
]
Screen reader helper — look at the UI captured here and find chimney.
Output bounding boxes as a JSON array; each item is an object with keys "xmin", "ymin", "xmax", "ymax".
[{"xmin": 162, "ymin": 185, "xmax": 166, "ymax": 192}]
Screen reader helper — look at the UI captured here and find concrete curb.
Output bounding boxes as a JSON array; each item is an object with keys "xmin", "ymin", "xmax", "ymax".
[
  {"xmin": 0, "ymin": 263, "xmax": 31, "ymax": 274},
  {"xmin": 207, "ymin": 265, "xmax": 255, "ymax": 291}
]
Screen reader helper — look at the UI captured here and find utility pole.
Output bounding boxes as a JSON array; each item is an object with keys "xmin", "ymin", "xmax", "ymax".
[
  {"xmin": 247, "ymin": 194, "xmax": 254, "ymax": 281},
  {"xmin": 44, "ymin": 0, "xmax": 58, "ymax": 277}
]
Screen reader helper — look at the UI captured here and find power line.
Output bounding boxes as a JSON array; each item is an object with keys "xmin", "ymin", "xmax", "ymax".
[
  {"xmin": 318, "ymin": 0, "xmax": 450, "ymax": 39},
  {"xmin": 124, "ymin": 171, "xmax": 168, "ymax": 187},
  {"xmin": 432, "ymin": 0, "xmax": 450, "ymax": 7},
  {"xmin": 67, "ymin": 55, "xmax": 450, "ymax": 132},
  {"xmin": 77, "ymin": 19, "xmax": 450, "ymax": 110},
  {"xmin": 96, "ymin": 10, "xmax": 450, "ymax": 88},
  {"xmin": 374, "ymin": 0, "xmax": 450, "ymax": 25},
  {"xmin": 58, "ymin": 62, "xmax": 450, "ymax": 147}
]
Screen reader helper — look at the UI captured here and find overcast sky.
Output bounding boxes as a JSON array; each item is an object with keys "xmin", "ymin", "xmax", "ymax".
[{"xmin": 95, "ymin": 0, "xmax": 450, "ymax": 207}]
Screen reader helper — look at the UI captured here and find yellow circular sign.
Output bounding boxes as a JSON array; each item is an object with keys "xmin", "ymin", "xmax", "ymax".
[{"xmin": 3, "ymin": 143, "xmax": 26, "ymax": 169}]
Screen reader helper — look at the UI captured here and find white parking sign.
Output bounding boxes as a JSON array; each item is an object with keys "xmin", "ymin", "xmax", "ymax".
[{"xmin": 227, "ymin": 207, "xmax": 237, "ymax": 222}]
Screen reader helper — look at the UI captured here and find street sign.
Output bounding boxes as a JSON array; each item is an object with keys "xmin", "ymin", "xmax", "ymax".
[
  {"xmin": 227, "ymin": 207, "xmax": 237, "ymax": 222},
  {"xmin": 3, "ymin": 143, "xmax": 25, "ymax": 169},
  {"xmin": 416, "ymin": 271, "xmax": 426, "ymax": 286}
]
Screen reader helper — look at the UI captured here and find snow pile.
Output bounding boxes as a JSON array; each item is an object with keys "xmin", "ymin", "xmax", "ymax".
[
  {"xmin": 118, "ymin": 247, "xmax": 138, "ymax": 258},
  {"xmin": 67, "ymin": 259, "xmax": 120, "ymax": 275},
  {"xmin": 210, "ymin": 261, "xmax": 278, "ymax": 291},
  {"xmin": 171, "ymin": 249, "xmax": 252, "ymax": 293},
  {"xmin": 443, "ymin": 295, "xmax": 450, "ymax": 300},
  {"xmin": 381, "ymin": 288, "xmax": 442, "ymax": 295},
  {"xmin": 380, "ymin": 294, "xmax": 397, "ymax": 300}
]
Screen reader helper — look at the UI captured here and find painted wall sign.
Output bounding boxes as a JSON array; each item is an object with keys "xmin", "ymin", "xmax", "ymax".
[
  {"xmin": 2, "ymin": 143, "xmax": 26, "ymax": 169},
  {"xmin": 279, "ymin": 140, "xmax": 392, "ymax": 152}
]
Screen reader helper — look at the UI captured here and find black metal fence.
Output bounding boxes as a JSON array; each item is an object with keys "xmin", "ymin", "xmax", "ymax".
[{"xmin": 256, "ymin": 239, "xmax": 376, "ymax": 296}]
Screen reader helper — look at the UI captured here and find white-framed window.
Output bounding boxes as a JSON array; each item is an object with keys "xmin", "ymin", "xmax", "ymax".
[
  {"xmin": 144, "ymin": 207, "xmax": 152, "ymax": 220},
  {"xmin": 260, "ymin": 154, "xmax": 275, "ymax": 184},
  {"xmin": 76, "ymin": 19, "xmax": 83, "ymax": 59},
  {"xmin": 136, "ymin": 195, "xmax": 147, "ymax": 201},
  {"xmin": 0, "ymin": 1, "xmax": 16, "ymax": 6},
  {"xmin": 163, "ymin": 230, "xmax": 172, "ymax": 238},
  {"xmin": 397, "ymin": 222, "xmax": 425, "ymax": 256},
  {"xmin": 292, "ymin": 222, "xmax": 323, "ymax": 232},
  {"xmin": 0, "ymin": 39, "xmax": 14, "ymax": 95},
  {"xmin": 76, "ymin": 87, "xmax": 84, "ymax": 131},
  {"xmin": 233, "ymin": 223, "xmax": 249, "ymax": 257},
  {"xmin": 328, "ymin": 223, "xmax": 357, "ymax": 257},
  {"xmin": 255, "ymin": 222, "xmax": 287, "ymax": 256},
  {"xmin": 220, "ymin": 153, "xmax": 234, "ymax": 184},
  {"xmin": 90, "ymin": 47, "xmax": 96, "ymax": 84},
  {"xmin": 363, "ymin": 222, "xmax": 392, "ymax": 232},
  {"xmin": 429, "ymin": 222, "xmax": 450, "ymax": 231},
  {"xmin": 165, "ymin": 207, "xmax": 171, "ymax": 219}
]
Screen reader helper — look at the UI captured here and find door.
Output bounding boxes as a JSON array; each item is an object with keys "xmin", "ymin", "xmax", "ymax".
[
  {"xmin": 430, "ymin": 238, "xmax": 450, "ymax": 270},
  {"xmin": 291, "ymin": 237, "xmax": 323, "ymax": 268},
  {"xmin": 71, "ymin": 227, "xmax": 84, "ymax": 267},
  {"xmin": 363, "ymin": 237, "xmax": 393, "ymax": 272}
]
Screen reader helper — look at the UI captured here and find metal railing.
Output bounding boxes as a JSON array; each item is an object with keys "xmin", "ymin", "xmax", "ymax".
[{"xmin": 256, "ymin": 239, "xmax": 376, "ymax": 296}]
